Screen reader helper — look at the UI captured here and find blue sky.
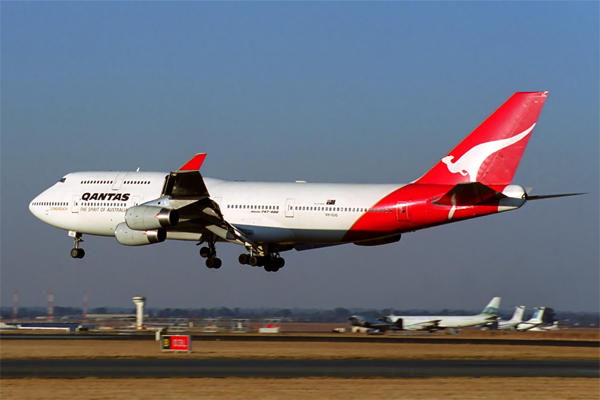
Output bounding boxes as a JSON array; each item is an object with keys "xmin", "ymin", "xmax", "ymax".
[{"xmin": 2, "ymin": 2, "xmax": 598, "ymax": 312}]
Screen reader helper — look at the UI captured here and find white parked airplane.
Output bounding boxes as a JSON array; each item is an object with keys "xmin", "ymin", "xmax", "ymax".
[
  {"xmin": 29, "ymin": 92, "xmax": 580, "ymax": 271},
  {"xmin": 483, "ymin": 305, "xmax": 525, "ymax": 330},
  {"xmin": 516, "ymin": 307, "xmax": 549, "ymax": 331},
  {"xmin": 380, "ymin": 297, "xmax": 501, "ymax": 331},
  {"xmin": 528, "ymin": 321, "xmax": 560, "ymax": 331}
]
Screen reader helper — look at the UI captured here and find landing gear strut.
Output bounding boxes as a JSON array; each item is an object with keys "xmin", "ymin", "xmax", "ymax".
[
  {"xmin": 70, "ymin": 232, "xmax": 85, "ymax": 259},
  {"xmin": 199, "ymin": 241, "xmax": 221, "ymax": 269}
]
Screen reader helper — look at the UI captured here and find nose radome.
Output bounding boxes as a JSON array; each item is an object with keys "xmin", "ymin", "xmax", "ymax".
[{"xmin": 29, "ymin": 194, "xmax": 44, "ymax": 219}]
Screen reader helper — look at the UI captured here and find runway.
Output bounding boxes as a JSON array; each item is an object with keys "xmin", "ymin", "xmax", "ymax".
[{"xmin": 3, "ymin": 359, "xmax": 598, "ymax": 378}]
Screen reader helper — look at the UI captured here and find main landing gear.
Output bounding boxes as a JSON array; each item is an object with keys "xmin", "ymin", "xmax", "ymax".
[
  {"xmin": 69, "ymin": 232, "xmax": 85, "ymax": 259},
  {"xmin": 197, "ymin": 240, "xmax": 285, "ymax": 272},
  {"xmin": 199, "ymin": 242, "xmax": 222, "ymax": 269},
  {"xmin": 238, "ymin": 253, "xmax": 285, "ymax": 272}
]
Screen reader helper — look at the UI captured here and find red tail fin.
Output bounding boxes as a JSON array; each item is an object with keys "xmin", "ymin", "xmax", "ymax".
[{"xmin": 416, "ymin": 92, "xmax": 548, "ymax": 185}]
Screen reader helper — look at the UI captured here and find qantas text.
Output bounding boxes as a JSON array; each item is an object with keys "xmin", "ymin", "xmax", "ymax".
[{"xmin": 81, "ymin": 193, "xmax": 130, "ymax": 201}]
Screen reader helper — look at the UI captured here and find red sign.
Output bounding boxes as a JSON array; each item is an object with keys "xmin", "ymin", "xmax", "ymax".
[{"xmin": 161, "ymin": 335, "xmax": 192, "ymax": 352}]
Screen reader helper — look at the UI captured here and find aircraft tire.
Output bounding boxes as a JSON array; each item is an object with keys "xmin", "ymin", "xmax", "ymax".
[
  {"xmin": 249, "ymin": 256, "xmax": 259, "ymax": 266},
  {"xmin": 264, "ymin": 259, "xmax": 280, "ymax": 272},
  {"xmin": 205, "ymin": 258, "xmax": 215, "ymax": 268},
  {"xmin": 70, "ymin": 248, "xmax": 79, "ymax": 259},
  {"xmin": 238, "ymin": 254, "xmax": 249, "ymax": 265},
  {"xmin": 77, "ymin": 249, "xmax": 85, "ymax": 259},
  {"xmin": 212, "ymin": 258, "xmax": 222, "ymax": 269},
  {"xmin": 199, "ymin": 247, "xmax": 211, "ymax": 258}
]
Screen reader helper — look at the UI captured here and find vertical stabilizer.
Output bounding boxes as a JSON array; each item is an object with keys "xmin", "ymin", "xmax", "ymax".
[
  {"xmin": 416, "ymin": 92, "xmax": 548, "ymax": 185},
  {"xmin": 526, "ymin": 307, "xmax": 546, "ymax": 324},
  {"xmin": 481, "ymin": 297, "xmax": 501, "ymax": 315},
  {"xmin": 509, "ymin": 306, "xmax": 526, "ymax": 323}
]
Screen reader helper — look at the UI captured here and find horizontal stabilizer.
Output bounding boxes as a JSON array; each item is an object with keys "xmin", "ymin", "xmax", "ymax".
[
  {"xmin": 433, "ymin": 182, "xmax": 504, "ymax": 206},
  {"xmin": 526, "ymin": 193, "xmax": 586, "ymax": 201}
]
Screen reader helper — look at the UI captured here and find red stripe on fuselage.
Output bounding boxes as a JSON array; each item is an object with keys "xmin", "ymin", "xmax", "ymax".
[{"xmin": 342, "ymin": 183, "xmax": 507, "ymax": 243}]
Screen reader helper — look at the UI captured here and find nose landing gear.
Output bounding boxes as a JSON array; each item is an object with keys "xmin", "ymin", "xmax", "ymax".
[{"xmin": 69, "ymin": 232, "xmax": 85, "ymax": 259}]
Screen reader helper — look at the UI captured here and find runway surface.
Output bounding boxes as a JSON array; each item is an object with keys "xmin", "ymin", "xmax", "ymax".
[
  {"xmin": 3, "ymin": 359, "xmax": 598, "ymax": 378},
  {"xmin": 2, "ymin": 333, "xmax": 597, "ymax": 347}
]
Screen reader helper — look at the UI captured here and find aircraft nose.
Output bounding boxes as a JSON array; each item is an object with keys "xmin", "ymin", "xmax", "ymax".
[
  {"xmin": 29, "ymin": 196, "xmax": 39, "ymax": 216},
  {"xmin": 29, "ymin": 194, "xmax": 45, "ymax": 219}
]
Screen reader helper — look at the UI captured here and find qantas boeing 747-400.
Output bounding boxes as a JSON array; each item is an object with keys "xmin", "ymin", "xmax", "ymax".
[{"xmin": 30, "ymin": 92, "xmax": 581, "ymax": 272}]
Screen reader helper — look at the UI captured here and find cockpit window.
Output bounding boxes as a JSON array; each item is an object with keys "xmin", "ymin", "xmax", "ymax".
[{"xmin": 59, "ymin": 177, "xmax": 66, "ymax": 183}]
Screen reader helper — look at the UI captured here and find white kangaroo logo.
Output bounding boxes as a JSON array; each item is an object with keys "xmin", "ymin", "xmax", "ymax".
[{"xmin": 442, "ymin": 124, "xmax": 535, "ymax": 182}]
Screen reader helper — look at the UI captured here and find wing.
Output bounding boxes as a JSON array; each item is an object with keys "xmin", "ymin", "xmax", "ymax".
[
  {"xmin": 402, "ymin": 319, "xmax": 441, "ymax": 331},
  {"xmin": 146, "ymin": 154, "xmax": 256, "ymax": 247}
]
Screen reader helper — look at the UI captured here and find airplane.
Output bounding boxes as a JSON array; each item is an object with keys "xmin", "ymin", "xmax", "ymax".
[
  {"xmin": 528, "ymin": 321, "xmax": 560, "ymax": 331},
  {"xmin": 348, "ymin": 315, "xmax": 403, "ymax": 332},
  {"xmin": 516, "ymin": 307, "xmax": 551, "ymax": 331},
  {"xmin": 383, "ymin": 297, "xmax": 501, "ymax": 332},
  {"xmin": 29, "ymin": 92, "xmax": 582, "ymax": 272},
  {"xmin": 483, "ymin": 305, "xmax": 525, "ymax": 330}
]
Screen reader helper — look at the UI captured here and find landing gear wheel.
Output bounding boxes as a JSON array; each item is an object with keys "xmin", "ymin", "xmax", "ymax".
[
  {"xmin": 265, "ymin": 258, "xmax": 279, "ymax": 272},
  {"xmin": 238, "ymin": 254, "xmax": 249, "ymax": 265},
  {"xmin": 71, "ymin": 248, "xmax": 85, "ymax": 259},
  {"xmin": 249, "ymin": 256, "xmax": 260, "ymax": 267},
  {"xmin": 264, "ymin": 263, "xmax": 279, "ymax": 272},
  {"xmin": 200, "ymin": 247, "xmax": 212, "ymax": 258},
  {"xmin": 206, "ymin": 257, "xmax": 222, "ymax": 269}
]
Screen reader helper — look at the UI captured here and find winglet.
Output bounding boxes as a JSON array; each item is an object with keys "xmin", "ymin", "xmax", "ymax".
[{"xmin": 179, "ymin": 154, "xmax": 207, "ymax": 171}]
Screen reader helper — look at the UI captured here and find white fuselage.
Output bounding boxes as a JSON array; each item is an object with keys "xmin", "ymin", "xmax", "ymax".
[
  {"xmin": 29, "ymin": 171, "xmax": 403, "ymax": 245},
  {"xmin": 388, "ymin": 314, "xmax": 494, "ymax": 330}
]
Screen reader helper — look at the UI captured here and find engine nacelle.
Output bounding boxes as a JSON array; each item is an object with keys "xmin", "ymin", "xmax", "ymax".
[
  {"xmin": 125, "ymin": 206, "xmax": 179, "ymax": 230},
  {"xmin": 114, "ymin": 222, "xmax": 166, "ymax": 246}
]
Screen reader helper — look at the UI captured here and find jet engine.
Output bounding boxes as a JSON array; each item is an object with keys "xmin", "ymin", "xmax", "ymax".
[
  {"xmin": 125, "ymin": 206, "xmax": 179, "ymax": 230},
  {"xmin": 114, "ymin": 222, "xmax": 166, "ymax": 246}
]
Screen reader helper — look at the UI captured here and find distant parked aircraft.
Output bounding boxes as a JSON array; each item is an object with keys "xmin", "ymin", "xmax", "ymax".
[
  {"xmin": 516, "ymin": 307, "xmax": 549, "ymax": 331},
  {"xmin": 350, "ymin": 297, "xmax": 501, "ymax": 332},
  {"xmin": 483, "ymin": 305, "xmax": 525, "ymax": 331},
  {"xmin": 528, "ymin": 321, "xmax": 560, "ymax": 331},
  {"xmin": 385, "ymin": 297, "xmax": 501, "ymax": 332}
]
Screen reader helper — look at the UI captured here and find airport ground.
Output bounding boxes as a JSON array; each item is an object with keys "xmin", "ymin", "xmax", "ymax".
[{"xmin": 1, "ymin": 328, "xmax": 599, "ymax": 399}]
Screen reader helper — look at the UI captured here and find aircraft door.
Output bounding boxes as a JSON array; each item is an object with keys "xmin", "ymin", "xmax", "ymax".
[
  {"xmin": 285, "ymin": 198, "xmax": 295, "ymax": 218},
  {"xmin": 112, "ymin": 173, "xmax": 128, "ymax": 190},
  {"xmin": 72, "ymin": 195, "xmax": 80, "ymax": 213},
  {"xmin": 396, "ymin": 201, "xmax": 409, "ymax": 221},
  {"xmin": 132, "ymin": 196, "xmax": 141, "ymax": 206}
]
